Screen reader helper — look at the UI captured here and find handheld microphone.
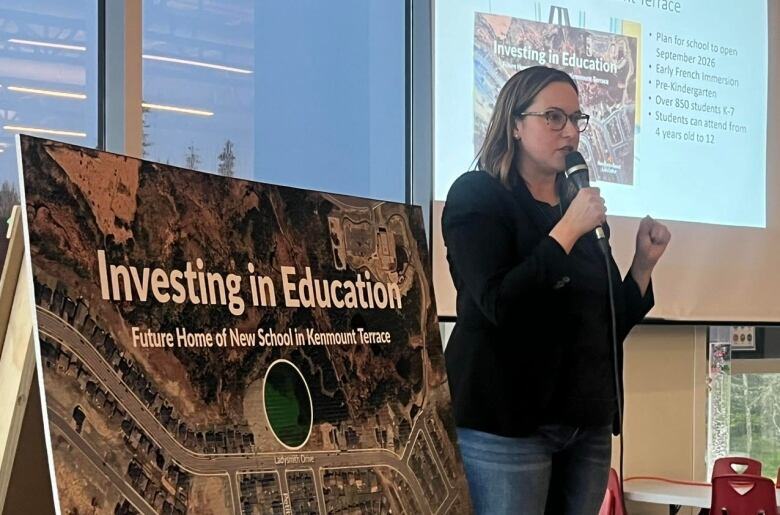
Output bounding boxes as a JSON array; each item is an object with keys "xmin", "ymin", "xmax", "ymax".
[{"xmin": 564, "ymin": 151, "xmax": 609, "ymax": 253}]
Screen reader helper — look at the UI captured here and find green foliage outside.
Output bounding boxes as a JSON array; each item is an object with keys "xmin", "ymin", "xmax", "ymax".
[{"xmin": 727, "ymin": 373, "xmax": 780, "ymax": 476}]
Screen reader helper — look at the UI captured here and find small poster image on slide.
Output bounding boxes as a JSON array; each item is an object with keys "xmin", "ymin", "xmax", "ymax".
[{"xmin": 474, "ymin": 12, "xmax": 639, "ymax": 185}]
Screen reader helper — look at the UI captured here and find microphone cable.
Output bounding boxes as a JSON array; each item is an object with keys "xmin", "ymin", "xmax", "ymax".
[
  {"xmin": 563, "ymin": 150, "xmax": 629, "ymax": 511},
  {"xmin": 601, "ymin": 244, "xmax": 628, "ymax": 514}
]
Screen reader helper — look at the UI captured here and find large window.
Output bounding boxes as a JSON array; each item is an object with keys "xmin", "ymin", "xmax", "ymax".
[
  {"xmin": 708, "ymin": 326, "xmax": 780, "ymax": 476},
  {"xmin": 0, "ymin": 0, "xmax": 98, "ymax": 194},
  {"xmin": 142, "ymin": 0, "xmax": 254, "ymax": 178},
  {"xmin": 142, "ymin": 0, "xmax": 406, "ymax": 202}
]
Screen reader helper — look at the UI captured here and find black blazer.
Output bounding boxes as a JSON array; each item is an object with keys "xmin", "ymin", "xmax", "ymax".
[{"xmin": 442, "ymin": 170, "xmax": 653, "ymax": 436}]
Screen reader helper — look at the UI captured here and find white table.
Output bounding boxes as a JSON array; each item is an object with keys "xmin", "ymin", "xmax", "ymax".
[{"xmin": 623, "ymin": 478, "xmax": 780, "ymax": 514}]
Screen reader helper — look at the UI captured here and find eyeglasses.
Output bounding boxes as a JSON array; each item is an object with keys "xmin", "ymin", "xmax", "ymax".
[{"xmin": 517, "ymin": 107, "xmax": 590, "ymax": 132}]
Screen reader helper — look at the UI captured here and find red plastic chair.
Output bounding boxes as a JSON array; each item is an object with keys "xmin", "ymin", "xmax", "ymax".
[
  {"xmin": 711, "ymin": 474, "xmax": 778, "ymax": 515},
  {"xmin": 599, "ymin": 468, "xmax": 626, "ymax": 515},
  {"xmin": 713, "ymin": 457, "xmax": 763, "ymax": 478}
]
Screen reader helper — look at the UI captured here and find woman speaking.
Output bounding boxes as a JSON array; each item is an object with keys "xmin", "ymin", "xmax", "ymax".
[{"xmin": 442, "ymin": 66, "xmax": 670, "ymax": 514}]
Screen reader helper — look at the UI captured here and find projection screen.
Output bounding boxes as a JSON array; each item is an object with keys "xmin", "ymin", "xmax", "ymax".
[{"xmin": 432, "ymin": 0, "xmax": 778, "ymax": 323}]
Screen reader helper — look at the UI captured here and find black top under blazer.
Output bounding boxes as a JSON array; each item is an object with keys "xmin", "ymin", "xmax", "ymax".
[{"xmin": 442, "ymin": 170, "xmax": 654, "ymax": 437}]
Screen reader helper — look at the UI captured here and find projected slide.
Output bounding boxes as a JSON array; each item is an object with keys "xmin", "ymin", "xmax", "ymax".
[{"xmin": 436, "ymin": 1, "xmax": 768, "ymax": 227}]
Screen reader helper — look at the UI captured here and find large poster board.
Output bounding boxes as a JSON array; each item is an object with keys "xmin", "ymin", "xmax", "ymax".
[{"xmin": 17, "ymin": 136, "xmax": 470, "ymax": 514}]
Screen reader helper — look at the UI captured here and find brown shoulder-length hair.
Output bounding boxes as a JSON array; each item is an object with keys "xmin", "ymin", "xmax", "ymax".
[{"xmin": 476, "ymin": 66, "xmax": 578, "ymax": 188}]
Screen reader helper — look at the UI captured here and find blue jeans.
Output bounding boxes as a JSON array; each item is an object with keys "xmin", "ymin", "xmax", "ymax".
[{"xmin": 456, "ymin": 424, "xmax": 612, "ymax": 515}]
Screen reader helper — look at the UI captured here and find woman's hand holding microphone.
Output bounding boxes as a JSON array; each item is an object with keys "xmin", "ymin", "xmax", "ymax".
[{"xmin": 550, "ymin": 187, "xmax": 606, "ymax": 254}]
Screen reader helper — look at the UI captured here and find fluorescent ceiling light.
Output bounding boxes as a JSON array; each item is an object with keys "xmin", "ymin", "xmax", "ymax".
[
  {"xmin": 8, "ymin": 38, "xmax": 87, "ymax": 52},
  {"xmin": 7, "ymin": 86, "xmax": 86, "ymax": 100},
  {"xmin": 3, "ymin": 125, "xmax": 86, "ymax": 138},
  {"xmin": 142, "ymin": 102, "xmax": 214, "ymax": 116},
  {"xmin": 143, "ymin": 54, "xmax": 252, "ymax": 74}
]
